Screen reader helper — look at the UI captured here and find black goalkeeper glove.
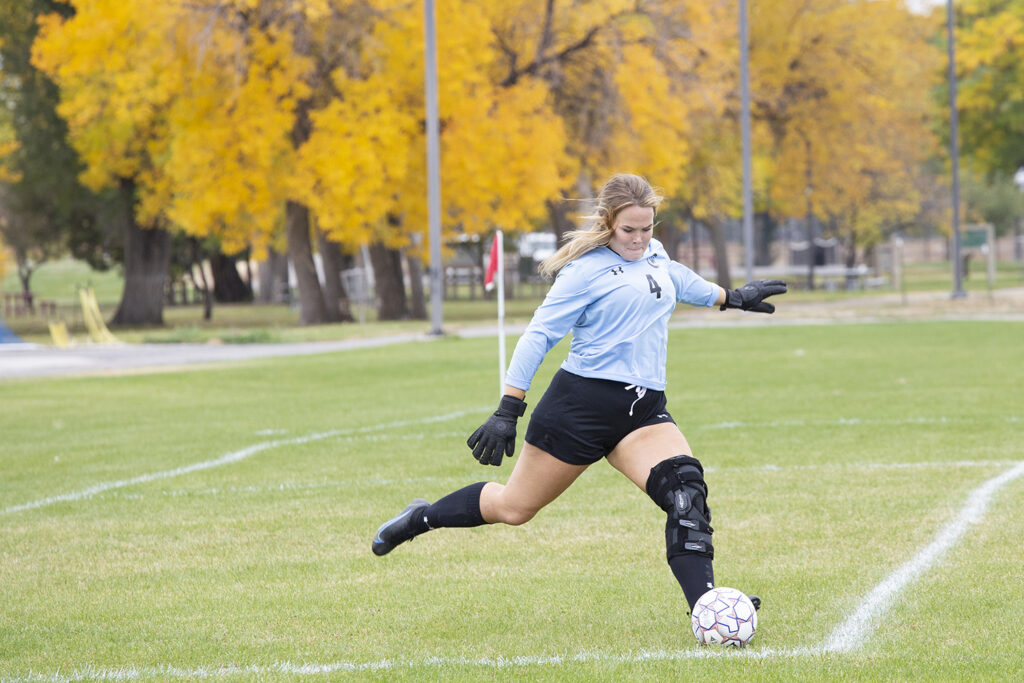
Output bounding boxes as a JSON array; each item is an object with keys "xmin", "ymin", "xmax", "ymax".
[
  {"xmin": 467, "ymin": 395, "xmax": 527, "ymax": 466},
  {"xmin": 720, "ymin": 279, "xmax": 788, "ymax": 314}
]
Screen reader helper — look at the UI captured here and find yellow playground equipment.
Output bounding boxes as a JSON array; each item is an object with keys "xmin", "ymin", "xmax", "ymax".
[{"xmin": 78, "ymin": 287, "xmax": 118, "ymax": 344}]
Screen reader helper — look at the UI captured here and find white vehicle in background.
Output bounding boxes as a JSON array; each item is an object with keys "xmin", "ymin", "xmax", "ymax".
[{"xmin": 518, "ymin": 232, "xmax": 557, "ymax": 265}]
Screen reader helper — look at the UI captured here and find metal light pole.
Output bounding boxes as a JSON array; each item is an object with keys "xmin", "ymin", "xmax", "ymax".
[
  {"xmin": 740, "ymin": 0, "xmax": 755, "ymax": 282},
  {"xmin": 1014, "ymin": 166, "xmax": 1024, "ymax": 268},
  {"xmin": 947, "ymin": 0, "xmax": 967, "ymax": 298},
  {"xmin": 424, "ymin": 0, "xmax": 445, "ymax": 333}
]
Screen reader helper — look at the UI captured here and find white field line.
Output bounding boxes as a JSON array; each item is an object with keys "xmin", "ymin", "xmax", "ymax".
[
  {"xmin": 7, "ymin": 461, "xmax": 1024, "ymax": 682},
  {"xmin": 822, "ymin": 458, "xmax": 1024, "ymax": 653},
  {"xmin": 697, "ymin": 415, "xmax": 1021, "ymax": 431},
  {"xmin": 1, "ymin": 409, "xmax": 484, "ymax": 516},
  {"xmin": 8, "ymin": 646, "xmax": 817, "ymax": 682},
  {"xmin": 708, "ymin": 458, "xmax": 1021, "ymax": 475}
]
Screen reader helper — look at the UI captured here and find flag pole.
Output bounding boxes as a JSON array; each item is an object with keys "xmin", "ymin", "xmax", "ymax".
[{"xmin": 496, "ymin": 229, "xmax": 506, "ymax": 397}]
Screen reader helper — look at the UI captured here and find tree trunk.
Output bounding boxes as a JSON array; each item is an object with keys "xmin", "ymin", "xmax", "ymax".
[
  {"xmin": 369, "ymin": 242, "xmax": 408, "ymax": 320},
  {"xmin": 283, "ymin": 92, "xmax": 327, "ymax": 324},
  {"xmin": 256, "ymin": 253, "xmax": 272, "ymax": 303},
  {"xmin": 805, "ymin": 137, "xmax": 816, "ymax": 291},
  {"xmin": 546, "ymin": 196, "xmax": 576, "ymax": 248},
  {"xmin": 844, "ymin": 222, "xmax": 859, "ymax": 290},
  {"xmin": 707, "ymin": 217, "xmax": 732, "ymax": 290},
  {"xmin": 657, "ymin": 217, "xmax": 682, "ymax": 262},
  {"xmin": 15, "ymin": 253, "xmax": 36, "ymax": 313},
  {"xmin": 338, "ymin": 249, "xmax": 357, "ymax": 319},
  {"xmin": 845, "ymin": 231, "xmax": 858, "ymax": 270},
  {"xmin": 806, "ymin": 212, "xmax": 816, "ymax": 291},
  {"xmin": 111, "ymin": 178, "xmax": 171, "ymax": 326},
  {"xmin": 755, "ymin": 212, "xmax": 777, "ymax": 267},
  {"xmin": 211, "ymin": 250, "xmax": 252, "ymax": 303},
  {"xmin": 256, "ymin": 248, "xmax": 289, "ymax": 303},
  {"xmin": 864, "ymin": 242, "xmax": 877, "ymax": 272},
  {"xmin": 285, "ymin": 199, "xmax": 327, "ymax": 324},
  {"xmin": 406, "ymin": 247, "xmax": 428, "ymax": 320},
  {"xmin": 1015, "ymin": 217, "xmax": 1023, "ymax": 263},
  {"xmin": 690, "ymin": 219, "xmax": 700, "ymax": 270},
  {"xmin": 317, "ymin": 229, "xmax": 355, "ymax": 323},
  {"xmin": 189, "ymin": 238, "xmax": 213, "ymax": 321}
]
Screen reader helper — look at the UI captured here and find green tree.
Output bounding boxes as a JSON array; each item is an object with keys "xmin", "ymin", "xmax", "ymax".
[
  {"xmin": 955, "ymin": 0, "xmax": 1024, "ymax": 177},
  {"xmin": 0, "ymin": 0, "xmax": 105, "ymax": 303},
  {"xmin": 962, "ymin": 171, "xmax": 1024, "ymax": 236}
]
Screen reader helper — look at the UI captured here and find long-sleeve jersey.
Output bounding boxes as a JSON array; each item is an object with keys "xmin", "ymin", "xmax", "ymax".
[{"xmin": 505, "ymin": 238, "xmax": 721, "ymax": 392}]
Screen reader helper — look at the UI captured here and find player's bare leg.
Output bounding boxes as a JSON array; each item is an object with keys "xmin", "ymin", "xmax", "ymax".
[
  {"xmin": 479, "ymin": 442, "xmax": 588, "ymax": 525},
  {"xmin": 607, "ymin": 421, "xmax": 692, "ymax": 488},
  {"xmin": 373, "ymin": 442, "xmax": 586, "ymax": 555}
]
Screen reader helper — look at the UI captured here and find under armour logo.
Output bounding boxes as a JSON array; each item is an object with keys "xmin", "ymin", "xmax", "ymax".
[{"xmin": 610, "ymin": 266, "xmax": 624, "ymax": 275}]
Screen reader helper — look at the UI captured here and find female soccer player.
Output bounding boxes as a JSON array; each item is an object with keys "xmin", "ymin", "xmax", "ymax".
[{"xmin": 371, "ymin": 173, "xmax": 785, "ymax": 611}]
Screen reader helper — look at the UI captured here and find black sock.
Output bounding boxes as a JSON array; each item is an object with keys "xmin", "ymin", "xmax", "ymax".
[
  {"xmin": 668, "ymin": 554, "xmax": 715, "ymax": 611},
  {"xmin": 422, "ymin": 481, "xmax": 488, "ymax": 530}
]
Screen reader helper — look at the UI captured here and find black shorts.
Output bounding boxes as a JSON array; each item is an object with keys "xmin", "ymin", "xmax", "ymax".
[{"xmin": 524, "ymin": 369, "xmax": 676, "ymax": 466}]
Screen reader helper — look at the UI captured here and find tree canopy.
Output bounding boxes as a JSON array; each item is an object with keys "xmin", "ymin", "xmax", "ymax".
[
  {"xmin": 954, "ymin": 0, "xmax": 1024, "ymax": 177},
  {"xmin": 5, "ymin": 0, "xmax": 1014, "ymax": 320}
]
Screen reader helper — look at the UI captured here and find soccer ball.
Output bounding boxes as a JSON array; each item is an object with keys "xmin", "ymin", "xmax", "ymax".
[{"xmin": 690, "ymin": 587, "xmax": 758, "ymax": 647}]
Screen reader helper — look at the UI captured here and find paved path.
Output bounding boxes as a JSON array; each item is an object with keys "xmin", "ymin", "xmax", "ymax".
[
  {"xmin": 0, "ymin": 334, "xmax": 432, "ymax": 379},
  {"xmin": 2, "ymin": 287, "xmax": 1021, "ymax": 379}
]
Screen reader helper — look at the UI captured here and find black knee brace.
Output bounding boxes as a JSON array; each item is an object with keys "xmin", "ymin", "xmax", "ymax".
[{"xmin": 646, "ymin": 455, "xmax": 714, "ymax": 560}]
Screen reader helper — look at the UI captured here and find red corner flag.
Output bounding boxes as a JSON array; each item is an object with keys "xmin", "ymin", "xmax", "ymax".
[{"xmin": 484, "ymin": 231, "xmax": 500, "ymax": 291}]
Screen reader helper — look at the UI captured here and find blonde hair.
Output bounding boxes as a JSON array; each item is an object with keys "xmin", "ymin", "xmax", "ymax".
[{"xmin": 539, "ymin": 173, "xmax": 663, "ymax": 279}]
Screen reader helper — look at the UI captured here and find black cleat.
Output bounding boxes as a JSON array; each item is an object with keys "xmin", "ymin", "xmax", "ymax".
[
  {"xmin": 748, "ymin": 595, "xmax": 761, "ymax": 611},
  {"xmin": 372, "ymin": 498, "xmax": 430, "ymax": 556}
]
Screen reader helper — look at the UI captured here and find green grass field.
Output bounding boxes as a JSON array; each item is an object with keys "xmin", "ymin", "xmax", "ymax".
[{"xmin": 2, "ymin": 322, "xmax": 1024, "ymax": 681}]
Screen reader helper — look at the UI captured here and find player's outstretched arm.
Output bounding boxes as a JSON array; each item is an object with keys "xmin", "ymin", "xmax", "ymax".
[{"xmin": 718, "ymin": 280, "xmax": 787, "ymax": 314}]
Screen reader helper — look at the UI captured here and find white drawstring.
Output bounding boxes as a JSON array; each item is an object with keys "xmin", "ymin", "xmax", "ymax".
[{"xmin": 624, "ymin": 384, "xmax": 647, "ymax": 416}]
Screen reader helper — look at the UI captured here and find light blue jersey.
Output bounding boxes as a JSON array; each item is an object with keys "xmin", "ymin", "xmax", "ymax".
[{"xmin": 505, "ymin": 238, "xmax": 722, "ymax": 392}]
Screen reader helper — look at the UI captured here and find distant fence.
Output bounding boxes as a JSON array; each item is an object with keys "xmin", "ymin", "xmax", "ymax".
[
  {"xmin": 2, "ymin": 292, "xmax": 64, "ymax": 318},
  {"xmin": 442, "ymin": 262, "xmax": 549, "ymax": 300}
]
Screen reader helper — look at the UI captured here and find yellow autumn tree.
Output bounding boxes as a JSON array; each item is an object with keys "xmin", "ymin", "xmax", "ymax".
[
  {"xmin": 36, "ymin": 0, "xmax": 388, "ymax": 324},
  {"xmin": 752, "ymin": 0, "xmax": 940, "ymax": 284},
  {"xmin": 33, "ymin": 0, "xmax": 187, "ymax": 324},
  {"xmin": 162, "ymin": 18, "xmax": 310, "ymax": 257},
  {"xmin": 36, "ymin": 0, "xmax": 745, "ymax": 322},
  {"xmin": 355, "ymin": 0, "xmax": 708, "ymax": 313},
  {"xmin": 298, "ymin": 0, "xmax": 579, "ymax": 318},
  {"xmin": 621, "ymin": 0, "xmax": 744, "ymax": 281},
  {"xmin": 154, "ymin": 1, "xmax": 342, "ymax": 324},
  {"xmin": 34, "ymin": 0, "xmax": 314, "ymax": 321},
  {"xmin": 475, "ymin": 0, "xmax": 719, "ymax": 253},
  {"xmin": 430, "ymin": 0, "xmax": 579, "ymax": 235},
  {"xmin": 167, "ymin": 1, "xmax": 577, "ymax": 322}
]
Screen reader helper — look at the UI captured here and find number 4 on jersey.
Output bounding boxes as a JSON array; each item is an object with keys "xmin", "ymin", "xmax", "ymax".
[{"xmin": 646, "ymin": 274, "xmax": 662, "ymax": 299}]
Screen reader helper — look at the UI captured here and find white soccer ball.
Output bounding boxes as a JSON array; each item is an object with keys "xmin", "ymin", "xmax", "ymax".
[{"xmin": 690, "ymin": 586, "xmax": 758, "ymax": 647}]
